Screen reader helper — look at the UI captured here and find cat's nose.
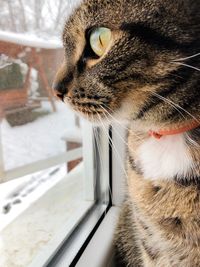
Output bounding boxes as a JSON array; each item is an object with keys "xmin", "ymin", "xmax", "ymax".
[
  {"xmin": 52, "ymin": 62, "xmax": 69, "ymax": 101},
  {"xmin": 52, "ymin": 80, "xmax": 68, "ymax": 101}
]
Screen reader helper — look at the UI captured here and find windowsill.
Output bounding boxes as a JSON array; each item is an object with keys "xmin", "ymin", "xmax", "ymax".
[
  {"xmin": 0, "ymin": 163, "xmax": 94, "ymax": 267},
  {"xmin": 48, "ymin": 206, "xmax": 120, "ymax": 267},
  {"xmin": 76, "ymin": 207, "xmax": 120, "ymax": 267}
]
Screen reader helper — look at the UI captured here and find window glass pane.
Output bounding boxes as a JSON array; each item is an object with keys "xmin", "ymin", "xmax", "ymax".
[
  {"xmin": 0, "ymin": 1, "xmax": 109, "ymax": 266},
  {"xmin": 1, "ymin": 102, "xmax": 78, "ymax": 171}
]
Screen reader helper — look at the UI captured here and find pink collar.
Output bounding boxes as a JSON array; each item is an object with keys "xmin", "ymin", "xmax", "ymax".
[{"xmin": 149, "ymin": 121, "xmax": 200, "ymax": 139}]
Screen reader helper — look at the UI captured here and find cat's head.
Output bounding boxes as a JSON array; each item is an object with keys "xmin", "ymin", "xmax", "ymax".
[{"xmin": 53, "ymin": 0, "xmax": 200, "ymax": 129}]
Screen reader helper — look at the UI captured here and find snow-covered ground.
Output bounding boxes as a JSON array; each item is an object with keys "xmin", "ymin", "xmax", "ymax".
[
  {"xmin": 0, "ymin": 164, "xmax": 68, "ymax": 231},
  {"xmin": 1, "ymin": 101, "xmax": 77, "ymax": 170},
  {"xmin": 0, "ymin": 163, "xmax": 93, "ymax": 267}
]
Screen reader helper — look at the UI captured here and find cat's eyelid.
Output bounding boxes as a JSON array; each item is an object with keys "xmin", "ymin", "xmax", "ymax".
[
  {"xmin": 85, "ymin": 27, "xmax": 94, "ymax": 39},
  {"xmin": 86, "ymin": 25, "xmax": 112, "ymax": 37}
]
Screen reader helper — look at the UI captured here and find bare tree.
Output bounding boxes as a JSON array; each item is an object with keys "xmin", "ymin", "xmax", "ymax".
[
  {"xmin": 34, "ymin": 0, "xmax": 43, "ymax": 29},
  {"xmin": 18, "ymin": 0, "xmax": 27, "ymax": 32},
  {"xmin": 6, "ymin": 0, "xmax": 17, "ymax": 32},
  {"xmin": 0, "ymin": 0, "xmax": 74, "ymax": 37},
  {"xmin": 53, "ymin": 0, "xmax": 64, "ymax": 30}
]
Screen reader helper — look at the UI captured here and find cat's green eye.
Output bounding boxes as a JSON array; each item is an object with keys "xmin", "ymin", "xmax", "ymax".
[{"xmin": 89, "ymin": 27, "xmax": 112, "ymax": 57}]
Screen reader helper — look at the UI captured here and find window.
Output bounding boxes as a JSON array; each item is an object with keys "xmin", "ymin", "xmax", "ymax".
[{"xmin": 0, "ymin": 1, "xmax": 111, "ymax": 266}]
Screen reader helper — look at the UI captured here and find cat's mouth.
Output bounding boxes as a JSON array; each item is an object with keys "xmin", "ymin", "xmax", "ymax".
[{"xmin": 64, "ymin": 95, "xmax": 112, "ymax": 122}]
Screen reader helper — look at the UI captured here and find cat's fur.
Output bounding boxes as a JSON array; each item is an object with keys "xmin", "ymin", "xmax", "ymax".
[{"xmin": 53, "ymin": 0, "xmax": 200, "ymax": 266}]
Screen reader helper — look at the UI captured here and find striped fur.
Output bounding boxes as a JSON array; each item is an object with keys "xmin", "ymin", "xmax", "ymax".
[{"xmin": 53, "ymin": 0, "xmax": 200, "ymax": 266}]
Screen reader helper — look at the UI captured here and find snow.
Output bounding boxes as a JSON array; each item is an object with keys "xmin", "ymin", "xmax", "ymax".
[
  {"xmin": 0, "ymin": 54, "xmax": 12, "ymax": 70},
  {"xmin": 0, "ymin": 163, "xmax": 92, "ymax": 267},
  {"xmin": 0, "ymin": 54, "xmax": 39, "ymax": 98},
  {"xmin": 0, "ymin": 30, "xmax": 62, "ymax": 49},
  {"xmin": 1, "ymin": 101, "xmax": 81, "ymax": 170},
  {"xmin": 61, "ymin": 127, "xmax": 83, "ymax": 143},
  {"xmin": 29, "ymin": 68, "xmax": 39, "ymax": 98},
  {"xmin": 0, "ymin": 99, "xmax": 85, "ymax": 228},
  {"xmin": 0, "ymin": 164, "xmax": 68, "ymax": 231},
  {"xmin": 0, "ymin": 98, "xmax": 86, "ymax": 226}
]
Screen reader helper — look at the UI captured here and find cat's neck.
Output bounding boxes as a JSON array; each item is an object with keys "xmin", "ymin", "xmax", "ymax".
[
  {"xmin": 128, "ymin": 126, "xmax": 200, "ymax": 184},
  {"xmin": 135, "ymin": 133, "xmax": 193, "ymax": 181}
]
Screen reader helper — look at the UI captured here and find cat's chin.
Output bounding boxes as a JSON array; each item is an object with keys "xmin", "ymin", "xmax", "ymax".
[
  {"xmin": 62, "ymin": 98, "xmax": 114, "ymax": 126},
  {"xmin": 66, "ymin": 105, "xmax": 111, "ymax": 126},
  {"xmin": 80, "ymin": 112, "xmax": 111, "ymax": 127},
  {"xmin": 63, "ymin": 96, "xmax": 130, "ymax": 127}
]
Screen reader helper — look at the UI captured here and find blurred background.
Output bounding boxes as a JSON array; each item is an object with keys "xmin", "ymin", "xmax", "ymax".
[{"xmin": 0, "ymin": 1, "xmax": 108, "ymax": 267}]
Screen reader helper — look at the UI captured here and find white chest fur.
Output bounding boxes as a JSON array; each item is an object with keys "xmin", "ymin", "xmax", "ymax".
[{"xmin": 136, "ymin": 134, "xmax": 193, "ymax": 180}]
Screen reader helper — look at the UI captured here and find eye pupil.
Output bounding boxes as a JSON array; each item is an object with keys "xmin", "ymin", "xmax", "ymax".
[
  {"xmin": 99, "ymin": 36, "xmax": 103, "ymax": 46},
  {"xmin": 90, "ymin": 27, "xmax": 112, "ymax": 57}
]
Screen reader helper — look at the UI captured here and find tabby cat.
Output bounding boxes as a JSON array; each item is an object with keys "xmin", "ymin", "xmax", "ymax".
[{"xmin": 53, "ymin": 0, "xmax": 200, "ymax": 266}]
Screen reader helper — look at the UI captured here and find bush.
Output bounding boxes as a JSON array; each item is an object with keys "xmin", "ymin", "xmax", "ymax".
[
  {"xmin": 6, "ymin": 109, "xmax": 50, "ymax": 127},
  {"xmin": 0, "ymin": 63, "xmax": 23, "ymax": 90}
]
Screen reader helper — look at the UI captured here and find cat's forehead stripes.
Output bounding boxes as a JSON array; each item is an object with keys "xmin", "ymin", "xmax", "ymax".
[
  {"xmin": 120, "ymin": 23, "xmax": 191, "ymax": 52},
  {"xmin": 63, "ymin": 22, "xmax": 85, "ymax": 61}
]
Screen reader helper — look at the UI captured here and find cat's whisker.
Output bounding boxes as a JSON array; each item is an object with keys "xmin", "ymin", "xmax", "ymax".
[
  {"xmin": 102, "ymin": 111, "xmax": 130, "ymax": 146},
  {"xmin": 91, "ymin": 115, "xmax": 99, "ymax": 200},
  {"xmin": 93, "ymin": 125, "xmax": 109, "ymax": 209},
  {"xmin": 183, "ymin": 139, "xmax": 197, "ymax": 179},
  {"xmin": 87, "ymin": 114, "xmax": 98, "ymax": 196},
  {"xmin": 100, "ymin": 104, "xmax": 143, "ymax": 141},
  {"xmin": 95, "ymin": 127, "xmax": 113, "ymax": 207},
  {"xmin": 171, "ymin": 62, "xmax": 200, "ymax": 72},
  {"xmin": 100, "ymin": 104, "xmax": 129, "ymax": 130},
  {"xmin": 97, "ymin": 113, "xmax": 129, "ymax": 182},
  {"xmin": 185, "ymin": 133, "xmax": 200, "ymax": 148},
  {"xmin": 151, "ymin": 92, "xmax": 187, "ymax": 120},
  {"xmin": 102, "ymin": 110, "xmax": 143, "ymax": 154},
  {"xmin": 172, "ymin": 52, "xmax": 200, "ymax": 62},
  {"xmin": 93, "ymin": 112, "xmax": 113, "ymax": 206},
  {"xmin": 151, "ymin": 91, "xmax": 200, "ymax": 124},
  {"xmin": 97, "ymin": 132, "xmax": 113, "ymax": 208},
  {"xmin": 93, "ymin": 126, "xmax": 111, "ymax": 207}
]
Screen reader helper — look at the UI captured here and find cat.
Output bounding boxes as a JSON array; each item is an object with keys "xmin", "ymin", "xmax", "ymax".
[{"xmin": 53, "ymin": 0, "xmax": 200, "ymax": 266}]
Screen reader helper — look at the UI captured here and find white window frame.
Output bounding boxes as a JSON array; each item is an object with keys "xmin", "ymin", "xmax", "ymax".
[{"xmin": 46, "ymin": 123, "xmax": 126, "ymax": 267}]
